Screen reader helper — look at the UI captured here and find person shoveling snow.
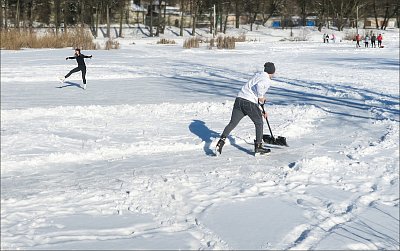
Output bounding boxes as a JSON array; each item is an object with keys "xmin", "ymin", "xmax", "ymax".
[{"xmin": 215, "ymin": 62, "xmax": 277, "ymax": 156}]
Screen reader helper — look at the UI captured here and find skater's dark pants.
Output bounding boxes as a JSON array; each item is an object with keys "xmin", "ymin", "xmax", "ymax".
[
  {"xmin": 65, "ymin": 66, "xmax": 86, "ymax": 84},
  {"xmin": 222, "ymin": 97, "xmax": 263, "ymax": 143}
]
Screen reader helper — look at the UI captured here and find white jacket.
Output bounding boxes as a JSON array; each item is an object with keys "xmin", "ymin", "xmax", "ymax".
[{"xmin": 237, "ymin": 72, "xmax": 272, "ymax": 104}]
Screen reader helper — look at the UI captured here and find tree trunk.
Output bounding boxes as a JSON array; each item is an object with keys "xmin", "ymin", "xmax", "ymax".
[
  {"xmin": 373, "ymin": 0, "xmax": 379, "ymax": 29},
  {"xmin": 223, "ymin": 0, "xmax": 231, "ymax": 33},
  {"xmin": 150, "ymin": 2, "xmax": 153, "ymax": 36},
  {"xmin": 80, "ymin": 0, "xmax": 85, "ymax": 27},
  {"xmin": 179, "ymin": 0, "xmax": 184, "ymax": 36},
  {"xmin": 162, "ymin": 0, "xmax": 166, "ymax": 33},
  {"xmin": 156, "ymin": 0, "xmax": 162, "ymax": 36},
  {"xmin": 54, "ymin": 0, "xmax": 60, "ymax": 35},
  {"xmin": 223, "ymin": 13, "xmax": 228, "ymax": 33},
  {"xmin": 381, "ymin": 3, "xmax": 389, "ymax": 30},
  {"xmin": 0, "ymin": 0, "xmax": 3, "ymax": 29},
  {"xmin": 15, "ymin": 0, "xmax": 20, "ymax": 28},
  {"xmin": 119, "ymin": 0, "xmax": 125, "ymax": 37},
  {"xmin": 63, "ymin": 0, "xmax": 68, "ymax": 34},
  {"xmin": 209, "ymin": 8, "xmax": 213, "ymax": 34},
  {"xmin": 4, "ymin": 0, "xmax": 8, "ymax": 28},
  {"xmin": 219, "ymin": 1, "xmax": 223, "ymax": 32},
  {"xmin": 28, "ymin": 0, "xmax": 34, "ymax": 32},
  {"xmin": 95, "ymin": 3, "xmax": 100, "ymax": 37},
  {"xmin": 234, "ymin": 0, "xmax": 240, "ymax": 28},
  {"xmin": 250, "ymin": 12, "xmax": 257, "ymax": 31},
  {"xmin": 300, "ymin": 0, "xmax": 307, "ymax": 26},
  {"xmin": 106, "ymin": 3, "xmax": 110, "ymax": 38},
  {"xmin": 191, "ymin": 1, "xmax": 197, "ymax": 36}
]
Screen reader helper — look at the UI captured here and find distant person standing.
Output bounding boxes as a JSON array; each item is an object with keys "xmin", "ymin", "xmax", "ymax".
[
  {"xmin": 355, "ymin": 34, "xmax": 361, "ymax": 48},
  {"xmin": 364, "ymin": 34, "xmax": 370, "ymax": 48},
  {"xmin": 323, "ymin": 33, "xmax": 327, "ymax": 43},
  {"xmin": 371, "ymin": 34, "xmax": 377, "ymax": 48},
  {"xmin": 325, "ymin": 34, "xmax": 330, "ymax": 43},
  {"xmin": 61, "ymin": 48, "xmax": 93, "ymax": 90},
  {"xmin": 377, "ymin": 34, "xmax": 383, "ymax": 47},
  {"xmin": 332, "ymin": 33, "xmax": 336, "ymax": 43}
]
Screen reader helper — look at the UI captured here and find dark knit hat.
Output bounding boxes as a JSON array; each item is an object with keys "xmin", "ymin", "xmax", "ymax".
[{"xmin": 264, "ymin": 62, "xmax": 275, "ymax": 74}]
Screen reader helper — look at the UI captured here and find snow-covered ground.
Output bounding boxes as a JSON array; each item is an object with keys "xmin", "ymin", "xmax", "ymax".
[{"xmin": 1, "ymin": 26, "xmax": 399, "ymax": 250}]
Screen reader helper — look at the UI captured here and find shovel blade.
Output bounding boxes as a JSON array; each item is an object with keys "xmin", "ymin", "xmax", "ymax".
[{"xmin": 263, "ymin": 135, "xmax": 289, "ymax": 147}]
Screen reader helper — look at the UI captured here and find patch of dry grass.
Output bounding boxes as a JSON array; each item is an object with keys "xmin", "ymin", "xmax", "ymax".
[
  {"xmin": 183, "ymin": 37, "xmax": 200, "ymax": 49},
  {"xmin": 157, "ymin": 38, "xmax": 176, "ymax": 44},
  {"xmin": 0, "ymin": 28, "xmax": 97, "ymax": 50},
  {"xmin": 105, "ymin": 39, "xmax": 120, "ymax": 50}
]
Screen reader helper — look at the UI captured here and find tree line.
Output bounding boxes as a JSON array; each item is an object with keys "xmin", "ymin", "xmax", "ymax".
[{"xmin": 0, "ymin": 0, "xmax": 398, "ymax": 37}]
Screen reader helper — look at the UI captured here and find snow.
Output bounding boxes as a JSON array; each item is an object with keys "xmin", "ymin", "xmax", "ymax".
[{"xmin": 1, "ymin": 25, "xmax": 399, "ymax": 250}]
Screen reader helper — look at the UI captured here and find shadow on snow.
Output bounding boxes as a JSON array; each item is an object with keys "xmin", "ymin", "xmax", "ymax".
[
  {"xmin": 189, "ymin": 119, "xmax": 253, "ymax": 156},
  {"xmin": 56, "ymin": 81, "xmax": 84, "ymax": 89}
]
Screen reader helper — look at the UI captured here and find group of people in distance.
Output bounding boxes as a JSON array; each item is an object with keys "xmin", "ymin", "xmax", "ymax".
[
  {"xmin": 355, "ymin": 33, "xmax": 383, "ymax": 48},
  {"xmin": 323, "ymin": 33, "xmax": 337, "ymax": 43},
  {"xmin": 322, "ymin": 32, "xmax": 384, "ymax": 48}
]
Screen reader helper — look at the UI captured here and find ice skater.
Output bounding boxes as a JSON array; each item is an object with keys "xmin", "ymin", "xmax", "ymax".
[
  {"xmin": 215, "ymin": 62, "xmax": 276, "ymax": 156},
  {"xmin": 61, "ymin": 48, "xmax": 92, "ymax": 89}
]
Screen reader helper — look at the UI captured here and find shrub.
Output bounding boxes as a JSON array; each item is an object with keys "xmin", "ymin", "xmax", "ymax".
[
  {"xmin": 105, "ymin": 39, "xmax": 120, "ymax": 50},
  {"xmin": 235, "ymin": 33, "xmax": 246, "ymax": 42},
  {"xmin": 157, "ymin": 38, "xmax": 176, "ymax": 44},
  {"xmin": 216, "ymin": 36, "xmax": 236, "ymax": 49},
  {"xmin": 183, "ymin": 37, "xmax": 200, "ymax": 49}
]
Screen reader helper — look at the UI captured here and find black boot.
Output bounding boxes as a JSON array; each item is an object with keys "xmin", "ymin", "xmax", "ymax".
[
  {"xmin": 215, "ymin": 137, "xmax": 226, "ymax": 155},
  {"xmin": 254, "ymin": 141, "xmax": 271, "ymax": 156}
]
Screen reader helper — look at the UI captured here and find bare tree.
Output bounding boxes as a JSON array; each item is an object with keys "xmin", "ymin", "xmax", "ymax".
[
  {"xmin": 297, "ymin": 0, "xmax": 308, "ymax": 26},
  {"xmin": 233, "ymin": 0, "xmax": 241, "ymax": 28},
  {"xmin": 156, "ymin": 0, "xmax": 162, "ymax": 36},
  {"xmin": 262, "ymin": 0, "xmax": 284, "ymax": 25},
  {"xmin": 179, "ymin": 0, "xmax": 186, "ymax": 36},
  {"xmin": 191, "ymin": 0, "xmax": 199, "ymax": 35},
  {"xmin": 0, "ymin": 0, "xmax": 3, "ymax": 28},
  {"xmin": 222, "ymin": 0, "xmax": 231, "ymax": 33},
  {"xmin": 313, "ymin": 0, "xmax": 328, "ymax": 31},
  {"xmin": 118, "ymin": 0, "xmax": 126, "ymax": 37},
  {"xmin": 149, "ymin": 0, "xmax": 153, "ymax": 36},
  {"xmin": 244, "ymin": 0, "xmax": 262, "ymax": 31},
  {"xmin": 106, "ymin": 1, "xmax": 110, "ymax": 37},
  {"xmin": 380, "ymin": 0, "xmax": 398, "ymax": 29},
  {"xmin": 329, "ymin": 0, "xmax": 361, "ymax": 31},
  {"xmin": 95, "ymin": 1, "xmax": 101, "ymax": 37}
]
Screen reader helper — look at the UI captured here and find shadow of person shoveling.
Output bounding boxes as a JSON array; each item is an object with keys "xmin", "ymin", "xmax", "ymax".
[
  {"xmin": 189, "ymin": 120, "xmax": 253, "ymax": 156},
  {"xmin": 56, "ymin": 81, "xmax": 84, "ymax": 89}
]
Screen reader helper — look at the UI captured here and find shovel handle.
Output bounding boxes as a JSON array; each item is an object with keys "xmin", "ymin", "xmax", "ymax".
[{"xmin": 260, "ymin": 104, "xmax": 275, "ymax": 139}]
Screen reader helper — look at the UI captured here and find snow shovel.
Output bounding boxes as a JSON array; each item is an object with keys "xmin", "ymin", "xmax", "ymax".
[{"xmin": 260, "ymin": 104, "xmax": 288, "ymax": 147}]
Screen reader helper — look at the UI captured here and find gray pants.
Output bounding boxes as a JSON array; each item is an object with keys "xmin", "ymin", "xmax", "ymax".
[{"xmin": 221, "ymin": 97, "xmax": 264, "ymax": 143}]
